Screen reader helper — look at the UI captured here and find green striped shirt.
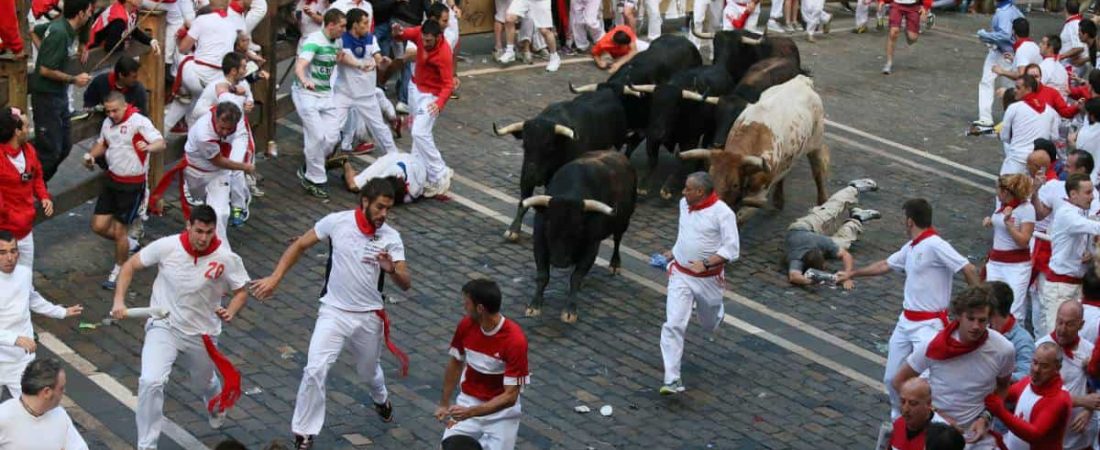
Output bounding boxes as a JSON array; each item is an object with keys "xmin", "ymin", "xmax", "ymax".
[{"xmin": 297, "ymin": 31, "xmax": 339, "ymax": 95}]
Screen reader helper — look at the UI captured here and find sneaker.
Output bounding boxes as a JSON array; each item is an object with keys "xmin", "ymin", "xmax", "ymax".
[
  {"xmin": 852, "ymin": 25, "xmax": 867, "ymax": 33},
  {"xmin": 848, "ymin": 178, "xmax": 878, "ymax": 193},
  {"xmin": 767, "ymin": 19, "xmax": 786, "ymax": 33},
  {"xmin": 230, "ymin": 207, "xmax": 245, "ymax": 227},
  {"xmin": 876, "ymin": 16, "xmax": 885, "ymax": 31},
  {"xmin": 128, "ymin": 237, "xmax": 142, "ymax": 254},
  {"xmin": 128, "ymin": 220, "xmax": 145, "ymax": 241},
  {"xmin": 294, "ymin": 435, "xmax": 315, "ymax": 450},
  {"xmin": 246, "ymin": 174, "xmax": 265, "ymax": 197},
  {"xmin": 519, "ymin": 51, "xmax": 533, "ymax": 64},
  {"xmin": 784, "ymin": 23, "xmax": 797, "ymax": 33},
  {"xmin": 561, "ymin": 46, "xmax": 577, "ymax": 56},
  {"xmin": 208, "ymin": 410, "xmax": 227, "ymax": 429},
  {"xmin": 374, "ymin": 400, "xmax": 395, "ymax": 423},
  {"xmin": 546, "ymin": 53, "xmax": 562, "ymax": 72},
  {"xmin": 298, "ymin": 167, "xmax": 330, "ymax": 199},
  {"xmin": 499, "ymin": 48, "xmax": 516, "ymax": 63},
  {"xmin": 805, "ymin": 268, "xmax": 838, "ymax": 284},
  {"xmin": 851, "ymin": 207, "xmax": 882, "ymax": 223},
  {"xmin": 971, "ymin": 119, "xmax": 995, "ymax": 127},
  {"xmin": 881, "ymin": 62, "xmax": 892, "ymax": 75},
  {"xmin": 659, "ymin": 379, "xmax": 685, "ymax": 395},
  {"xmin": 102, "ymin": 265, "xmax": 121, "ymax": 290},
  {"xmin": 101, "ymin": 279, "xmax": 117, "ymax": 290},
  {"xmin": 450, "ymin": 91, "xmax": 460, "ymax": 100},
  {"xmin": 926, "ymin": 12, "xmax": 935, "ymax": 29},
  {"xmin": 822, "ymin": 15, "xmax": 832, "ymax": 33},
  {"xmin": 395, "ymin": 102, "xmax": 409, "ymax": 115}
]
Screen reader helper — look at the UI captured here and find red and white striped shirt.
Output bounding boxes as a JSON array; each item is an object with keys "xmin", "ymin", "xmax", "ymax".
[
  {"xmin": 448, "ymin": 316, "xmax": 529, "ymax": 402},
  {"xmin": 99, "ymin": 107, "xmax": 162, "ymax": 184}
]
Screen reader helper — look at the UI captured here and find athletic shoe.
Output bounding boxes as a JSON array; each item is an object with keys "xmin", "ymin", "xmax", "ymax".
[
  {"xmin": 971, "ymin": 119, "xmax": 995, "ymax": 127},
  {"xmin": 102, "ymin": 265, "xmax": 121, "ymax": 290},
  {"xmin": 246, "ymin": 174, "xmax": 265, "ymax": 197},
  {"xmin": 208, "ymin": 410, "xmax": 227, "ymax": 429},
  {"xmin": 926, "ymin": 12, "xmax": 935, "ymax": 29},
  {"xmin": 805, "ymin": 268, "xmax": 837, "ymax": 284},
  {"xmin": 851, "ymin": 208, "xmax": 882, "ymax": 223},
  {"xmin": 659, "ymin": 379, "xmax": 685, "ymax": 395},
  {"xmin": 294, "ymin": 435, "xmax": 315, "ymax": 450},
  {"xmin": 374, "ymin": 400, "xmax": 395, "ymax": 423},
  {"xmin": 101, "ymin": 279, "xmax": 116, "ymax": 290},
  {"xmin": 450, "ymin": 91, "xmax": 460, "ymax": 100},
  {"xmin": 546, "ymin": 53, "xmax": 562, "ymax": 72},
  {"xmin": 876, "ymin": 16, "xmax": 885, "ymax": 31},
  {"xmin": 561, "ymin": 46, "xmax": 577, "ymax": 56},
  {"xmin": 784, "ymin": 23, "xmax": 797, "ymax": 33},
  {"xmin": 499, "ymin": 48, "xmax": 516, "ymax": 63},
  {"xmin": 519, "ymin": 51, "xmax": 533, "ymax": 64},
  {"xmin": 881, "ymin": 62, "xmax": 892, "ymax": 75},
  {"xmin": 848, "ymin": 178, "xmax": 878, "ymax": 193},
  {"xmin": 852, "ymin": 25, "xmax": 867, "ymax": 33},
  {"xmin": 395, "ymin": 102, "xmax": 409, "ymax": 115},
  {"xmin": 128, "ymin": 219, "xmax": 145, "ymax": 241},
  {"xmin": 298, "ymin": 167, "xmax": 330, "ymax": 199},
  {"xmin": 822, "ymin": 15, "xmax": 832, "ymax": 33},
  {"xmin": 767, "ymin": 19, "xmax": 785, "ymax": 33},
  {"xmin": 128, "ymin": 237, "xmax": 142, "ymax": 254},
  {"xmin": 230, "ymin": 207, "xmax": 245, "ymax": 227}
]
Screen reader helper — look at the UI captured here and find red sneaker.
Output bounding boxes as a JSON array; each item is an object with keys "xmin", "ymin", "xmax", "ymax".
[{"xmin": 351, "ymin": 142, "xmax": 374, "ymax": 155}]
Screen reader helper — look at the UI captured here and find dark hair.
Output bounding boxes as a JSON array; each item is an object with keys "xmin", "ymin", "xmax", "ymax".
[
  {"xmin": 949, "ymin": 285, "xmax": 995, "ymax": 317},
  {"xmin": 346, "ymin": 8, "xmax": 369, "ymax": 30},
  {"xmin": 925, "ymin": 423, "xmax": 966, "ymax": 450},
  {"xmin": 986, "ymin": 281, "xmax": 1013, "ymax": 317},
  {"xmin": 1012, "ymin": 17, "xmax": 1030, "ymax": 38},
  {"xmin": 21, "ymin": 358, "xmax": 62, "ymax": 396},
  {"xmin": 323, "ymin": 8, "xmax": 346, "ymax": 26},
  {"xmin": 442, "ymin": 435, "xmax": 484, "ymax": 450},
  {"xmin": 1084, "ymin": 262, "xmax": 1100, "ymax": 301},
  {"xmin": 221, "ymin": 52, "xmax": 245, "ymax": 76},
  {"xmin": 189, "ymin": 204, "xmax": 218, "ymax": 226},
  {"xmin": 0, "ymin": 231, "xmax": 13, "ymax": 243},
  {"xmin": 1068, "ymin": 0, "xmax": 1081, "ymax": 14},
  {"xmin": 63, "ymin": 0, "xmax": 92, "ymax": 19},
  {"xmin": 215, "ymin": 101, "xmax": 243, "ymax": 125},
  {"xmin": 361, "ymin": 177, "xmax": 396, "ymax": 204},
  {"xmin": 1083, "ymin": 19, "xmax": 1097, "ymax": 38},
  {"xmin": 1024, "ymin": 62, "xmax": 1041, "ymax": 77},
  {"xmin": 114, "ymin": 57, "xmax": 140, "ymax": 76},
  {"xmin": 1033, "ymin": 138, "xmax": 1057, "ymax": 162},
  {"xmin": 214, "ymin": 439, "xmax": 248, "ymax": 450},
  {"xmin": 1002, "ymin": 87, "xmax": 1019, "ymax": 110},
  {"xmin": 1090, "ymin": 69, "xmax": 1100, "ymax": 96},
  {"xmin": 105, "ymin": 90, "xmax": 127, "ymax": 106},
  {"xmin": 462, "ymin": 278, "xmax": 502, "ymax": 314},
  {"xmin": 1019, "ymin": 74, "xmax": 1039, "ymax": 93},
  {"xmin": 382, "ymin": 176, "xmax": 409, "ymax": 204},
  {"xmin": 612, "ymin": 30, "xmax": 631, "ymax": 46},
  {"xmin": 902, "ymin": 198, "xmax": 933, "ymax": 228},
  {"xmin": 1071, "ymin": 149, "xmax": 1096, "ymax": 174},
  {"xmin": 1066, "ymin": 172, "xmax": 1093, "ymax": 197},
  {"xmin": 0, "ymin": 109, "xmax": 20, "ymax": 142},
  {"xmin": 421, "ymin": 19, "xmax": 444, "ymax": 37},
  {"xmin": 428, "ymin": 2, "xmax": 450, "ymax": 20},
  {"xmin": 1046, "ymin": 34, "xmax": 1062, "ymax": 54},
  {"xmin": 801, "ymin": 248, "xmax": 826, "ymax": 271},
  {"xmin": 1086, "ymin": 97, "xmax": 1100, "ymax": 122}
]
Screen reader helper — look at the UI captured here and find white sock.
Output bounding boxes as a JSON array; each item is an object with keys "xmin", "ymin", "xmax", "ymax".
[
  {"xmin": 506, "ymin": 45, "xmax": 514, "ymax": 52},
  {"xmin": 108, "ymin": 264, "xmax": 121, "ymax": 282},
  {"xmin": 128, "ymin": 237, "xmax": 139, "ymax": 249}
]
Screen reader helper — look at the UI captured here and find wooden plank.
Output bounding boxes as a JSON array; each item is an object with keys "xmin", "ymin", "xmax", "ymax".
[
  {"xmin": 253, "ymin": 0, "xmax": 279, "ymax": 155},
  {"xmin": 137, "ymin": 11, "xmax": 168, "ymax": 207},
  {"xmin": 0, "ymin": 59, "xmax": 28, "ymax": 111},
  {"xmin": 459, "ymin": 0, "xmax": 496, "ymax": 34}
]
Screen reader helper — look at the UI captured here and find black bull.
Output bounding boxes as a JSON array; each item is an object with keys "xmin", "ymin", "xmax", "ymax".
[
  {"xmin": 525, "ymin": 151, "xmax": 637, "ymax": 323},
  {"xmin": 710, "ymin": 57, "xmax": 806, "ymax": 147}
]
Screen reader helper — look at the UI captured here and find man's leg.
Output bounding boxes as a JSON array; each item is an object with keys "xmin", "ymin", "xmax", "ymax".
[
  {"xmin": 688, "ymin": 0, "xmax": 712, "ymax": 51},
  {"xmin": 571, "ymin": 0, "xmax": 590, "ymax": 49},
  {"xmin": 883, "ymin": 26, "xmax": 899, "ymax": 73},
  {"xmin": 1038, "ymin": 280, "xmax": 1080, "ymax": 336},
  {"xmin": 792, "ymin": 186, "xmax": 858, "ymax": 235},
  {"xmin": 660, "ymin": 273, "xmax": 694, "ymax": 385},
  {"xmin": 645, "ymin": 0, "xmax": 663, "ymax": 39},
  {"xmin": 767, "ymin": 0, "xmax": 785, "ymax": 31},
  {"xmin": 294, "ymin": 89, "xmax": 331, "ymax": 186},
  {"xmin": 32, "ymin": 92, "xmax": 67, "ymax": 182},
  {"xmin": 855, "ymin": 0, "xmax": 869, "ymax": 28},
  {"xmin": 200, "ymin": 173, "xmax": 232, "ymax": 248},
  {"xmin": 292, "ymin": 305, "xmax": 352, "ymax": 437},
  {"xmin": 340, "ymin": 106, "xmax": 363, "ymax": 152},
  {"xmin": 137, "ymin": 322, "xmax": 181, "ymax": 450},
  {"xmin": 830, "ymin": 219, "xmax": 864, "ymax": 251},
  {"xmin": 882, "ymin": 319, "xmax": 911, "ymax": 419},
  {"xmin": 180, "ymin": 333, "xmax": 223, "ymax": 413},
  {"xmin": 409, "ymin": 83, "xmax": 450, "ymax": 194},
  {"xmin": 357, "ymin": 100, "xmax": 399, "ymax": 155},
  {"xmin": 977, "ymin": 49, "xmax": 1004, "ymax": 126},
  {"xmin": 693, "ymin": 276, "xmax": 726, "ymax": 334},
  {"xmin": 346, "ymin": 314, "xmax": 389, "ymax": 406}
]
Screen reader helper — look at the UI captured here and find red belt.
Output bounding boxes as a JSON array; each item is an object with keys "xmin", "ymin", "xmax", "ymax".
[
  {"xmin": 987, "ymin": 248, "xmax": 1031, "ymax": 264},
  {"xmin": 374, "ymin": 309, "xmax": 410, "ymax": 377},
  {"xmin": 669, "ymin": 260, "xmax": 724, "ymax": 278},
  {"xmin": 169, "ymin": 56, "xmax": 223, "ymax": 99},
  {"xmin": 902, "ymin": 309, "xmax": 949, "ymax": 328},
  {"xmin": 1046, "ymin": 272, "xmax": 1083, "ymax": 285},
  {"xmin": 108, "ymin": 172, "xmax": 146, "ymax": 184},
  {"xmin": 1030, "ymin": 239, "xmax": 1052, "ymax": 286}
]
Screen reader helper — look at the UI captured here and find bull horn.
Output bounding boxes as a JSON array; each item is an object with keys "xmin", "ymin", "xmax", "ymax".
[
  {"xmin": 583, "ymin": 199, "xmax": 615, "ymax": 216},
  {"xmin": 622, "ymin": 87, "xmax": 643, "ymax": 97},
  {"xmin": 628, "ymin": 84, "xmax": 656, "ymax": 93},
  {"xmin": 742, "ymin": 155, "xmax": 766, "ymax": 169},
  {"xmin": 681, "ymin": 90, "xmax": 705, "ymax": 102},
  {"xmin": 569, "ymin": 82, "xmax": 598, "ymax": 93},
  {"xmin": 692, "ymin": 28, "xmax": 715, "ymax": 40},
  {"xmin": 740, "ymin": 35, "xmax": 763, "ymax": 45},
  {"xmin": 521, "ymin": 195, "xmax": 552, "ymax": 208},
  {"xmin": 493, "ymin": 121, "xmax": 525, "ymax": 136},
  {"xmin": 679, "ymin": 149, "xmax": 718, "ymax": 160},
  {"xmin": 704, "ymin": 96, "xmax": 720, "ymax": 105},
  {"xmin": 554, "ymin": 124, "xmax": 576, "ymax": 139}
]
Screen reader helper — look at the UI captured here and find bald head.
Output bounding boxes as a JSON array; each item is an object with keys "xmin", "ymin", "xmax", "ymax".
[
  {"xmin": 900, "ymin": 378, "xmax": 931, "ymax": 402},
  {"xmin": 1031, "ymin": 342, "xmax": 1064, "ymax": 386},
  {"xmin": 1055, "ymin": 300, "xmax": 1085, "ymax": 344},
  {"xmin": 1027, "ymin": 150, "xmax": 1051, "ymax": 176},
  {"xmin": 899, "ymin": 377, "xmax": 934, "ymax": 431},
  {"xmin": 1059, "ymin": 300, "xmax": 1084, "ymax": 320}
]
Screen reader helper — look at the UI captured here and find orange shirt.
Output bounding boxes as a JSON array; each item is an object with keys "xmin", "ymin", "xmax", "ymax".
[{"xmin": 592, "ymin": 26, "xmax": 635, "ymax": 59}]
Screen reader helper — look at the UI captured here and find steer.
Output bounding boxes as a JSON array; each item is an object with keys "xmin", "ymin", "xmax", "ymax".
[
  {"xmin": 493, "ymin": 88, "xmax": 628, "ymax": 242},
  {"xmin": 680, "ymin": 75, "xmax": 828, "ymax": 223},
  {"xmin": 703, "ymin": 29, "xmax": 802, "ymax": 81},
  {"xmin": 524, "ymin": 151, "xmax": 636, "ymax": 323},
  {"xmin": 709, "ymin": 57, "xmax": 805, "ymax": 147}
]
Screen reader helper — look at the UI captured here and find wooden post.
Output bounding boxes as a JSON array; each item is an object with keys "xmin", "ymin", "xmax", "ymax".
[
  {"xmin": 17, "ymin": 0, "xmax": 31, "ymax": 55},
  {"xmin": 252, "ymin": 0, "xmax": 277, "ymax": 155},
  {"xmin": 137, "ymin": 11, "xmax": 167, "ymax": 195},
  {"xmin": 0, "ymin": 58, "xmax": 28, "ymax": 111}
]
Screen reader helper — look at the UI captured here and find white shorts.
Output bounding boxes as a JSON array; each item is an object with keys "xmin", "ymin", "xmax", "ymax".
[
  {"xmin": 442, "ymin": 392, "xmax": 522, "ymax": 450},
  {"xmin": 507, "ymin": 0, "xmax": 554, "ymax": 28},
  {"xmin": 495, "ymin": 0, "xmax": 513, "ymax": 23}
]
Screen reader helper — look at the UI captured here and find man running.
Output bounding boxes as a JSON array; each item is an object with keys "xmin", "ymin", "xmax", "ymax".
[
  {"xmin": 249, "ymin": 178, "xmax": 412, "ymax": 450},
  {"xmin": 166, "ymin": 0, "xmax": 245, "ymax": 130},
  {"xmin": 394, "ymin": 20, "xmax": 455, "ymax": 197},
  {"xmin": 334, "ymin": 8, "xmax": 399, "ymax": 157},
  {"xmin": 294, "ymin": 9, "xmax": 347, "ymax": 199},
  {"xmin": 110, "ymin": 205, "xmax": 252, "ymax": 450},
  {"xmin": 435, "ymin": 279, "xmax": 530, "ymax": 450},
  {"xmin": 974, "ymin": 0, "xmax": 1023, "ymax": 128},
  {"xmin": 881, "ymin": 0, "xmax": 924, "ymax": 74}
]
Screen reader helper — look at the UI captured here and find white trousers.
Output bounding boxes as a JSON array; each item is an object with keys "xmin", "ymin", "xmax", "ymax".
[
  {"xmin": 1037, "ymin": 276, "xmax": 1081, "ymax": 337},
  {"xmin": 644, "ymin": 0, "xmax": 663, "ymax": 40},
  {"xmin": 227, "ymin": 128, "xmax": 251, "ymax": 212},
  {"xmin": 442, "ymin": 392, "xmax": 522, "ymax": 450},
  {"xmin": 185, "ymin": 169, "xmax": 231, "ymax": 249},
  {"xmin": 768, "ymin": 0, "xmax": 784, "ymax": 19},
  {"xmin": 293, "ymin": 87, "xmax": 342, "ymax": 185},
  {"xmin": 979, "ymin": 49, "xmax": 1011, "ymax": 124},
  {"xmin": 409, "ymin": 82, "xmax": 448, "ymax": 184},
  {"xmin": 570, "ymin": 0, "xmax": 605, "ymax": 50},
  {"xmin": 0, "ymin": 358, "xmax": 31, "ymax": 399},
  {"xmin": 291, "ymin": 304, "xmax": 389, "ymax": 436},
  {"xmin": 800, "ymin": 0, "xmax": 830, "ymax": 34},
  {"xmin": 688, "ymin": 0, "xmax": 722, "ymax": 58},
  {"xmin": 336, "ymin": 91, "xmax": 399, "ymax": 155},
  {"xmin": 17, "ymin": 232, "xmax": 32, "ymax": 270},
  {"xmin": 855, "ymin": 0, "xmax": 873, "ymax": 26},
  {"xmin": 884, "ymin": 314, "xmax": 944, "ymax": 419},
  {"xmin": 141, "ymin": 0, "xmax": 192, "ymax": 65},
  {"xmin": 137, "ymin": 321, "xmax": 221, "ymax": 450},
  {"xmin": 984, "ymin": 261, "xmax": 1032, "ymax": 320},
  {"xmin": 999, "ymin": 151, "xmax": 1028, "ymax": 175},
  {"xmin": 165, "ymin": 64, "xmax": 223, "ymax": 129},
  {"xmin": 660, "ymin": 270, "xmax": 724, "ymax": 384}
]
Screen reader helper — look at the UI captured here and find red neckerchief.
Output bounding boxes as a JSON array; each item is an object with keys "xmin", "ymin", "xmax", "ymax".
[
  {"xmin": 1050, "ymin": 331, "xmax": 1081, "ymax": 359},
  {"xmin": 0, "ymin": 143, "xmax": 21, "ymax": 158},
  {"xmin": 112, "ymin": 104, "xmax": 139, "ymax": 126},
  {"xmin": 688, "ymin": 192, "xmax": 719, "ymax": 212},
  {"xmin": 1021, "ymin": 91, "xmax": 1047, "ymax": 114},
  {"xmin": 1031, "ymin": 373, "xmax": 1065, "ymax": 396},
  {"xmin": 354, "ymin": 208, "xmax": 377, "ymax": 237},
  {"xmin": 1067, "ymin": 14, "xmax": 1082, "ymax": 24},
  {"xmin": 179, "ymin": 231, "xmax": 221, "ymax": 265},
  {"xmin": 228, "ymin": 1, "xmax": 244, "ymax": 14},
  {"xmin": 926, "ymin": 320, "xmax": 989, "ymax": 360},
  {"xmin": 998, "ymin": 314, "xmax": 1016, "ymax": 334},
  {"xmin": 108, "ymin": 72, "xmax": 130, "ymax": 94},
  {"xmin": 1013, "ymin": 37, "xmax": 1033, "ymax": 52},
  {"xmin": 909, "ymin": 227, "xmax": 938, "ymax": 247},
  {"xmin": 212, "ymin": 8, "xmax": 228, "ymax": 17},
  {"xmin": 996, "ymin": 199, "xmax": 1021, "ymax": 214},
  {"xmin": 1047, "ymin": 163, "xmax": 1058, "ymax": 181}
]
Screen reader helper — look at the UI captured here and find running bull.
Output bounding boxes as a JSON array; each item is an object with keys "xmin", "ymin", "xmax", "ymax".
[
  {"xmin": 680, "ymin": 75, "xmax": 828, "ymax": 221},
  {"xmin": 493, "ymin": 88, "xmax": 628, "ymax": 242},
  {"xmin": 523, "ymin": 151, "xmax": 636, "ymax": 323}
]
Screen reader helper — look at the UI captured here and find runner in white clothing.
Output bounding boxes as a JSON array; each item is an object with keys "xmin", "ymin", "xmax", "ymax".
[
  {"xmin": 1040, "ymin": 173, "xmax": 1100, "ymax": 336},
  {"xmin": 1035, "ymin": 301, "xmax": 1100, "ymax": 449},
  {"xmin": 1060, "ymin": 1, "xmax": 1087, "ymax": 74},
  {"xmin": 166, "ymin": 1, "xmax": 246, "ymax": 130},
  {"xmin": 342, "ymin": 151, "xmax": 427, "ymax": 202},
  {"xmin": 180, "ymin": 103, "xmax": 255, "ymax": 248},
  {"xmin": 334, "ymin": 8, "xmax": 399, "ymax": 157},
  {"xmin": 658, "ymin": 172, "xmax": 740, "ymax": 395},
  {"xmin": 991, "ymin": 19, "xmax": 1043, "ymax": 82},
  {"xmin": 109, "ymin": 205, "xmax": 252, "ymax": 450},
  {"xmin": 0, "ymin": 359, "xmax": 88, "ymax": 449},
  {"xmin": 294, "ymin": 9, "xmax": 347, "ymax": 199},
  {"xmin": 982, "ymin": 174, "xmax": 1035, "ymax": 320},
  {"xmin": 1038, "ymin": 35, "xmax": 1069, "ymax": 96},
  {"xmin": 0, "ymin": 233, "xmax": 81, "ymax": 399},
  {"xmin": 999, "ymin": 75, "xmax": 1059, "ymax": 175},
  {"xmin": 838, "ymin": 198, "xmax": 981, "ymax": 419},
  {"xmin": 1074, "ymin": 99, "xmax": 1100, "ymax": 180},
  {"xmin": 250, "ymin": 178, "xmax": 412, "ymax": 450}
]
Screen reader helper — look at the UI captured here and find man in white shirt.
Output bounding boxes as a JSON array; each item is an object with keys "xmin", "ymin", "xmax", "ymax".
[
  {"xmin": 991, "ymin": 18, "xmax": 1044, "ymax": 83},
  {"xmin": 109, "ymin": 205, "xmax": 252, "ymax": 450},
  {"xmin": 1059, "ymin": 0, "xmax": 1087, "ymax": 76},
  {"xmin": 0, "ymin": 358, "xmax": 88, "ymax": 449},
  {"xmin": 342, "ymin": 151, "xmax": 426, "ymax": 202},
  {"xmin": 894, "ymin": 285, "xmax": 1015, "ymax": 450},
  {"xmin": 658, "ymin": 172, "xmax": 739, "ymax": 395},
  {"xmin": 250, "ymin": 179, "xmax": 413, "ymax": 450},
  {"xmin": 294, "ymin": 9, "xmax": 347, "ymax": 199},
  {"xmin": 165, "ymin": 0, "xmax": 246, "ymax": 130},
  {"xmin": 838, "ymin": 198, "xmax": 980, "ymax": 419},
  {"xmin": 1035, "ymin": 300, "xmax": 1100, "ymax": 449},
  {"xmin": 1038, "ymin": 35, "xmax": 1070, "ymax": 96},
  {"xmin": 1040, "ymin": 173, "xmax": 1100, "ymax": 336},
  {"xmin": 1074, "ymin": 99, "xmax": 1100, "ymax": 180},
  {"xmin": 334, "ymin": 8, "xmax": 399, "ymax": 157},
  {"xmin": 84, "ymin": 92, "xmax": 166, "ymax": 290},
  {"xmin": 0, "ymin": 232, "xmax": 81, "ymax": 399},
  {"xmin": 999, "ymin": 75, "xmax": 1059, "ymax": 175}
]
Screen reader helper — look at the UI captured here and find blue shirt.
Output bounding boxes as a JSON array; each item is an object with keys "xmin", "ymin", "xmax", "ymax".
[
  {"xmin": 977, "ymin": 2, "xmax": 1023, "ymax": 54},
  {"xmin": 1002, "ymin": 323, "xmax": 1034, "ymax": 383}
]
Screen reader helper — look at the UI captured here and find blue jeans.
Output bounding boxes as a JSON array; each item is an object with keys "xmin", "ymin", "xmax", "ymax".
[
  {"xmin": 398, "ymin": 64, "xmax": 412, "ymax": 104},
  {"xmin": 374, "ymin": 20, "xmax": 394, "ymax": 58}
]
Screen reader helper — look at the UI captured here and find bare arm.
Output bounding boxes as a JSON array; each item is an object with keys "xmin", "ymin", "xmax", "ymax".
[
  {"xmin": 437, "ymin": 357, "xmax": 463, "ymax": 410},
  {"xmin": 464, "ymin": 385, "xmax": 521, "ymax": 418},
  {"xmin": 892, "ymin": 362, "xmax": 920, "ymax": 393},
  {"xmin": 249, "ymin": 230, "xmax": 321, "ymax": 299},
  {"xmin": 961, "ymin": 263, "xmax": 981, "ymax": 286},
  {"xmin": 223, "ymin": 287, "xmax": 249, "ymax": 319},
  {"xmin": 110, "ymin": 253, "xmax": 147, "ymax": 317},
  {"xmin": 144, "ymin": 138, "xmax": 167, "ymax": 154},
  {"xmin": 177, "ymin": 35, "xmax": 196, "ymax": 54},
  {"xmin": 838, "ymin": 259, "xmax": 890, "ymax": 281},
  {"xmin": 210, "ymin": 153, "xmax": 254, "ymax": 173},
  {"xmin": 390, "ymin": 261, "xmax": 411, "ymax": 291},
  {"xmin": 788, "ymin": 271, "xmax": 812, "ymax": 286},
  {"xmin": 295, "ymin": 57, "xmax": 314, "ymax": 89}
]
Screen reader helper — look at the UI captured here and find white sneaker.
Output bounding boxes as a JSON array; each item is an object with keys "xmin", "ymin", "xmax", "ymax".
[
  {"xmin": 395, "ymin": 102, "xmax": 409, "ymax": 115},
  {"xmin": 209, "ymin": 410, "xmax": 227, "ymax": 429},
  {"xmin": 546, "ymin": 53, "xmax": 561, "ymax": 72},
  {"xmin": 498, "ymin": 49, "xmax": 516, "ymax": 63},
  {"xmin": 767, "ymin": 19, "xmax": 785, "ymax": 33}
]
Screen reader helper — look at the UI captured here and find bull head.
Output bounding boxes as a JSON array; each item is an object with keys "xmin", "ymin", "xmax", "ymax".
[
  {"xmin": 521, "ymin": 195, "xmax": 615, "ymax": 216},
  {"xmin": 681, "ymin": 148, "xmax": 771, "ymax": 209},
  {"xmin": 493, "ymin": 121, "xmax": 525, "ymax": 139}
]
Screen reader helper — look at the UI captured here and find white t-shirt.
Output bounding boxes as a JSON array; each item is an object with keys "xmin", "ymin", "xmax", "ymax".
[
  {"xmin": 1083, "ymin": 303, "xmax": 1100, "ymax": 343},
  {"xmin": 991, "ymin": 203, "xmax": 1036, "ymax": 251},
  {"xmin": 0, "ymin": 266, "xmax": 65, "ymax": 366},
  {"xmin": 1014, "ymin": 40, "xmax": 1043, "ymax": 70},
  {"xmin": 907, "ymin": 330, "xmax": 1016, "ymax": 426},
  {"xmin": 887, "ymin": 235, "xmax": 970, "ymax": 312},
  {"xmin": 353, "ymin": 152, "xmax": 426, "ymax": 201},
  {"xmin": 313, "ymin": 210, "xmax": 406, "ymax": 312},
  {"xmin": 185, "ymin": 109, "xmax": 245, "ymax": 174},
  {"xmin": 1035, "ymin": 334, "xmax": 1094, "ymax": 449},
  {"xmin": 671, "ymin": 197, "xmax": 740, "ymax": 267},
  {"xmin": 1048, "ymin": 202, "xmax": 1100, "ymax": 278},
  {"xmin": 139, "ymin": 234, "xmax": 250, "ymax": 336},
  {"xmin": 191, "ymin": 76, "xmax": 253, "ymax": 124},
  {"xmin": 6, "ymin": 153, "xmax": 24, "ymax": 173},
  {"xmin": 1077, "ymin": 121, "xmax": 1100, "ymax": 181},
  {"xmin": 334, "ymin": 34, "xmax": 381, "ymax": 101},
  {"xmin": 1000, "ymin": 102, "xmax": 1059, "ymax": 174},
  {"xmin": 1039, "ymin": 56, "xmax": 1069, "ymax": 96},
  {"xmin": 0, "ymin": 399, "xmax": 87, "ymax": 450},
  {"xmin": 99, "ymin": 112, "xmax": 162, "ymax": 180},
  {"xmin": 1061, "ymin": 18, "xmax": 1086, "ymax": 68},
  {"xmin": 295, "ymin": 0, "xmax": 329, "ymax": 38},
  {"xmin": 186, "ymin": 12, "xmax": 245, "ymax": 66}
]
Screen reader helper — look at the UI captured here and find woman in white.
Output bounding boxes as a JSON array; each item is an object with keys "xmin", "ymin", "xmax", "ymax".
[{"xmin": 983, "ymin": 174, "xmax": 1035, "ymax": 320}]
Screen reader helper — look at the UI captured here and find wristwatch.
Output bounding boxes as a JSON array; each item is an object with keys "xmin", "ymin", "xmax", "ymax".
[{"xmin": 702, "ymin": 260, "xmax": 711, "ymax": 270}]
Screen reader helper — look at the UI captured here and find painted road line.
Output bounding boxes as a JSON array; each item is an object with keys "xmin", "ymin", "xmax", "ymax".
[
  {"xmin": 62, "ymin": 396, "xmax": 133, "ymax": 450},
  {"xmin": 826, "ymin": 120, "xmax": 999, "ymax": 182},
  {"xmin": 825, "ymin": 132, "xmax": 996, "ymax": 194}
]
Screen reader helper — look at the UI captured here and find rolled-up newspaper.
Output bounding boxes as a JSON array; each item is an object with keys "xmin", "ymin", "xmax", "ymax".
[{"xmin": 120, "ymin": 307, "xmax": 169, "ymax": 320}]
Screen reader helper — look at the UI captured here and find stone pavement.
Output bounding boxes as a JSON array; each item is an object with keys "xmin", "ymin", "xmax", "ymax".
[{"xmin": 26, "ymin": 7, "xmax": 1065, "ymax": 449}]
